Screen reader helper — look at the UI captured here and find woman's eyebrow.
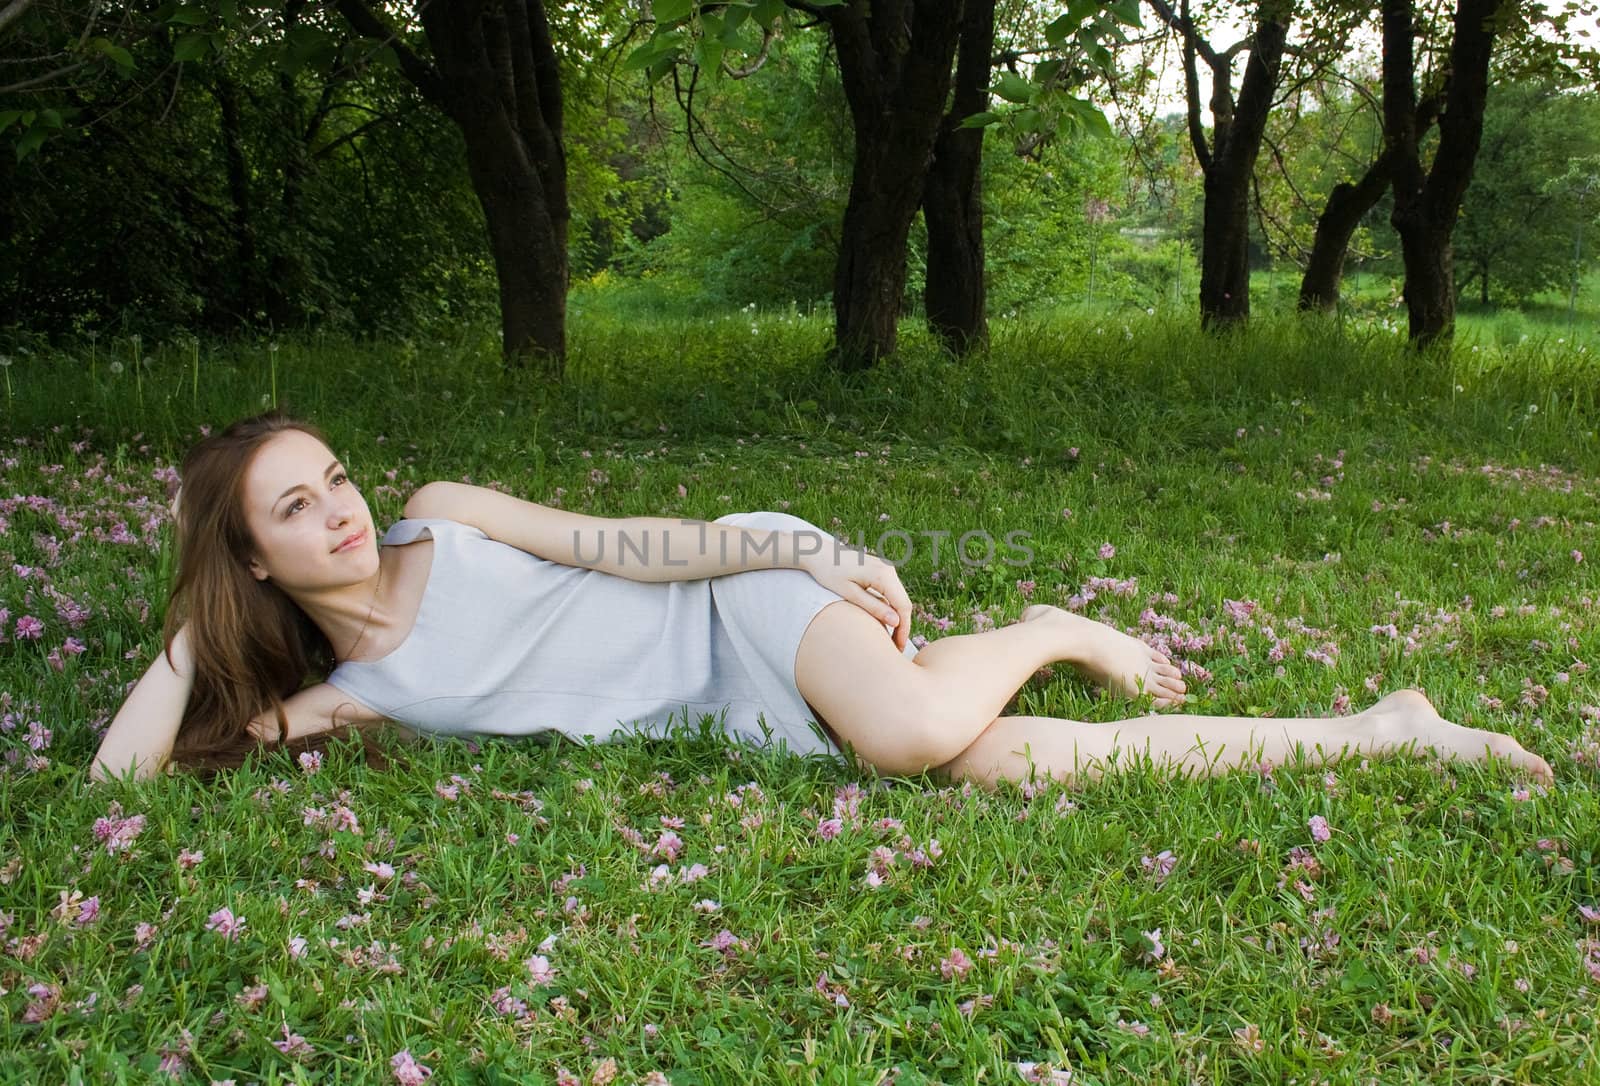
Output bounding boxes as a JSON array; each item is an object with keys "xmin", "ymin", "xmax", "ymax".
[{"xmin": 274, "ymin": 460, "xmax": 342, "ymax": 510}]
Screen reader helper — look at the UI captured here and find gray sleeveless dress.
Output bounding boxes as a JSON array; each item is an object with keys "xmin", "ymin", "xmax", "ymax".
[{"xmin": 323, "ymin": 511, "xmax": 919, "ymax": 757}]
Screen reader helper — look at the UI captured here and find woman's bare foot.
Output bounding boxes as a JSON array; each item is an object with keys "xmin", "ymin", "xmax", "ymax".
[
  {"xmin": 1359, "ymin": 688, "xmax": 1554, "ymax": 785},
  {"xmin": 1020, "ymin": 604, "xmax": 1188, "ymax": 709}
]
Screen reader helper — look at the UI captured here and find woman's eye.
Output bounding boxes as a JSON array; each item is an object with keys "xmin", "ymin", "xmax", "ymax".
[{"xmin": 285, "ymin": 474, "xmax": 348, "ymax": 517}]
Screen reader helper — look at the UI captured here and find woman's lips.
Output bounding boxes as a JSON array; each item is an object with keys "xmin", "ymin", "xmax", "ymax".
[{"xmin": 335, "ymin": 529, "xmax": 367, "ymax": 553}]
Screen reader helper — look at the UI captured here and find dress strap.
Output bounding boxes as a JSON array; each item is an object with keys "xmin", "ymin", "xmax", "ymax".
[{"xmin": 380, "ymin": 516, "xmax": 484, "ymax": 547}]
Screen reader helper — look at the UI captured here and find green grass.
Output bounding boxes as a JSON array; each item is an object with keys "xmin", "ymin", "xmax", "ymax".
[
  {"xmin": 2, "ymin": 309, "xmax": 1599, "ymax": 1083},
  {"xmin": 1248, "ymin": 266, "xmax": 1600, "ymax": 357}
]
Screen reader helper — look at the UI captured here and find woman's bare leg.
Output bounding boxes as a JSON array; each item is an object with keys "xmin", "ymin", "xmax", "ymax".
[
  {"xmin": 795, "ymin": 599, "xmax": 1549, "ymax": 784},
  {"xmin": 797, "ymin": 600, "xmax": 1184, "ymax": 774},
  {"xmin": 906, "ymin": 602, "xmax": 1187, "ymax": 712},
  {"xmin": 939, "ymin": 689, "xmax": 1555, "ymax": 788}
]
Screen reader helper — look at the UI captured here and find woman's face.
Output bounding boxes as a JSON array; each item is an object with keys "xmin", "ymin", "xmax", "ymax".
[{"xmin": 240, "ymin": 430, "xmax": 377, "ymax": 589}]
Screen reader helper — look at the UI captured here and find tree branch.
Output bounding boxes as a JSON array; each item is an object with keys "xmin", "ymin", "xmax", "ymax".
[
  {"xmin": 1177, "ymin": 0, "xmax": 1212, "ymax": 171},
  {"xmin": 0, "ymin": 0, "xmax": 38, "ymax": 38},
  {"xmin": 1147, "ymin": 0, "xmax": 1222, "ymax": 69},
  {"xmin": 310, "ymin": 106, "xmax": 413, "ymax": 160},
  {"xmin": 723, "ymin": 23, "xmax": 775, "ymax": 78},
  {"xmin": 0, "ymin": 59, "xmax": 87, "ymax": 94},
  {"xmin": 330, "ymin": 0, "xmax": 447, "ymax": 108}
]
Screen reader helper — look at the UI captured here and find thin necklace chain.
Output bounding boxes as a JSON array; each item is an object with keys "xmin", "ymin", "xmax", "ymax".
[{"xmin": 338, "ymin": 554, "xmax": 383, "ymax": 664}]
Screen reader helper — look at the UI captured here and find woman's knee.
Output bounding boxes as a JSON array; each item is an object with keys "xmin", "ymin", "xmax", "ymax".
[
  {"xmin": 811, "ymin": 681, "xmax": 941, "ymax": 773},
  {"xmin": 796, "ymin": 602, "xmax": 961, "ymax": 772}
]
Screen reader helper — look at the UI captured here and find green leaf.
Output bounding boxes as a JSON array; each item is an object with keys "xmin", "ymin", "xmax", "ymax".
[
  {"xmin": 1044, "ymin": 12, "xmax": 1082, "ymax": 49},
  {"xmin": 167, "ymin": 6, "xmax": 209, "ymax": 26},
  {"xmin": 1109, "ymin": 0, "xmax": 1143, "ymax": 27},
  {"xmin": 89, "ymin": 36, "xmax": 137, "ymax": 72},
  {"xmin": 958, "ymin": 110, "xmax": 1002, "ymax": 129},
  {"xmin": 1339, "ymin": 956, "xmax": 1380, "ymax": 993},
  {"xmin": 694, "ymin": 37, "xmax": 725, "ymax": 74},
  {"xmin": 287, "ymin": 25, "xmax": 339, "ymax": 72},
  {"xmin": 752, "ymin": 0, "xmax": 785, "ymax": 27},
  {"xmin": 722, "ymin": 4, "xmax": 751, "ymax": 33},
  {"xmin": 173, "ymin": 31, "xmax": 211, "ymax": 62},
  {"xmin": 15, "ymin": 125, "xmax": 47, "ymax": 163},
  {"xmin": 654, "ymin": 0, "xmax": 693, "ymax": 22},
  {"xmin": 1081, "ymin": 38, "xmax": 1113, "ymax": 73},
  {"xmin": 287, "ymin": 25, "xmax": 331, "ymax": 53},
  {"xmin": 621, "ymin": 36, "xmax": 674, "ymax": 72},
  {"xmin": 646, "ymin": 54, "xmax": 677, "ymax": 84},
  {"xmin": 994, "ymin": 72, "xmax": 1033, "ymax": 104},
  {"xmin": 1062, "ymin": 95, "xmax": 1112, "ymax": 140}
]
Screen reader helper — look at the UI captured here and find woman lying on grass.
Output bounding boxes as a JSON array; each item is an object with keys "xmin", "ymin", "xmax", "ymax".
[{"xmin": 90, "ymin": 410, "xmax": 1554, "ymax": 789}]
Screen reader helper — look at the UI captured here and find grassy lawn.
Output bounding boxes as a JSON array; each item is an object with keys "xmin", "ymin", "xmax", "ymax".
[
  {"xmin": 1247, "ymin": 266, "xmax": 1600, "ymax": 358},
  {"xmin": 2, "ymin": 310, "xmax": 1598, "ymax": 1083}
]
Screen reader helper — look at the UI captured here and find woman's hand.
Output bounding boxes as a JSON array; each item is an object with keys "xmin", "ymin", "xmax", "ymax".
[{"xmin": 799, "ymin": 543, "xmax": 913, "ymax": 652}]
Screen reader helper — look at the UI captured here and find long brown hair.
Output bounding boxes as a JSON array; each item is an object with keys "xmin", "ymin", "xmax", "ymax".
[{"xmin": 161, "ymin": 409, "xmax": 404, "ymax": 778}]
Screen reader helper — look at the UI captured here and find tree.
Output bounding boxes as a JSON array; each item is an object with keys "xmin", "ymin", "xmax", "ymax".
[
  {"xmin": 1383, "ymin": 0, "xmax": 1501, "ymax": 347},
  {"xmin": 921, "ymin": 0, "xmax": 995, "ymax": 354},
  {"xmin": 627, "ymin": 0, "xmax": 959, "ymax": 367},
  {"xmin": 1240, "ymin": 0, "xmax": 1599, "ymax": 315},
  {"xmin": 922, "ymin": 1, "xmax": 1139, "ymax": 353},
  {"xmin": 0, "ymin": 3, "xmax": 502, "ymax": 339},
  {"xmin": 1453, "ymin": 81, "xmax": 1600, "ymax": 305},
  {"xmin": 626, "ymin": 0, "xmax": 1136, "ymax": 367},
  {"xmin": 1146, "ymin": 0, "xmax": 1292, "ymax": 329},
  {"xmin": 332, "ymin": 0, "xmax": 570, "ymax": 368},
  {"xmin": 794, "ymin": 0, "xmax": 963, "ymax": 369},
  {"xmin": 1295, "ymin": 86, "xmax": 1403, "ymax": 313}
]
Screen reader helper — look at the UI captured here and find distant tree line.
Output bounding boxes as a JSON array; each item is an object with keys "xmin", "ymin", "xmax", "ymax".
[{"xmin": 2, "ymin": 0, "xmax": 1596, "ymax": 371}]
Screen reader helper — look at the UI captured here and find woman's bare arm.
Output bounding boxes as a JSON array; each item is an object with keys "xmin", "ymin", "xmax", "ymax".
[{"xmin": 89, "ymin": 624, "xmax": 195, "ymax": 784}]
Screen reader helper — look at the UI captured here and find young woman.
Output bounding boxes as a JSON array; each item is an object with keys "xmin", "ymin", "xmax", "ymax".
[{"xmin": 90, "ymin": 410, "xmax": 1554, "ymax": 789}]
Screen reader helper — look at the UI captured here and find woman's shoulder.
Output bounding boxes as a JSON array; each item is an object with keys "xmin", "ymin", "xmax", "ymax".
[{"xmin": 380, "ymin": 515, "xmax": 488, "ymax": 547}]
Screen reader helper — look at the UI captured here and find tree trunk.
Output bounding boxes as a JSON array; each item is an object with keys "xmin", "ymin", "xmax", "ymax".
[
  {"xmin": 458, "ymin": 115, "xmax": 568, "ymax": 363},
  {"xmin": 1395, "ymin": 215, "xmax": 1456, "ymax": 341},
  {"xmin": 1199, "ymin": 161, "xmax": 1252, "ymax": 324},
  {"xmin": 1151, "ymin": 0, "xmax": 1290, "ymax": 330},
  {"xmin": 922, "ymin": 0, "xmax": 993, "ymax": 355},
  {"xmin": 1384, "ymin": 0, "xmax": 1502, "ymax": 348},
  {"xmin": 818, "ymin": 0, "xmax": 963, "ymax": 371},
  {"xmin": 336, "ymin": 0, "xmax": 568, "ymax": 368},
  {"xmin": 1481, "ymin": 262, "xmax": 1490, "ymax": 305},
  {"xmin": 1299, "ymin": 152, "xmax": 1393, "ymax": 311}
]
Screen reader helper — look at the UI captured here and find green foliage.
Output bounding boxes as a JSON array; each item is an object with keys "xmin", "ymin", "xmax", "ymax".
[
  {"xmin": 976, "ymin": 135, "xmax": 1114, "ymax": 313},
  {"xmin": 0, "ymin": 0, "xmax": 653, "ymax": 340},
  {"xmin": 621, "ymin": 0, "xmax": 840, "ymax": 84},
  {"xmin": 1252, "ymin": 72, "xmax": 1392, "ymax": 272},
  {"xmin": 0, "ymin": 31, "xmax": 495, "ymax": 340},
  {"xmin": 1454, "ymin": 81, "xmax": 1600, "ymax": 306},
  {"xmin": 618, "ymin": 33, "xmax": 849, "ymax": 309},
  {"xmin": 960, "ymin": 0, "xmax": 1142, "ymax": 145}
]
